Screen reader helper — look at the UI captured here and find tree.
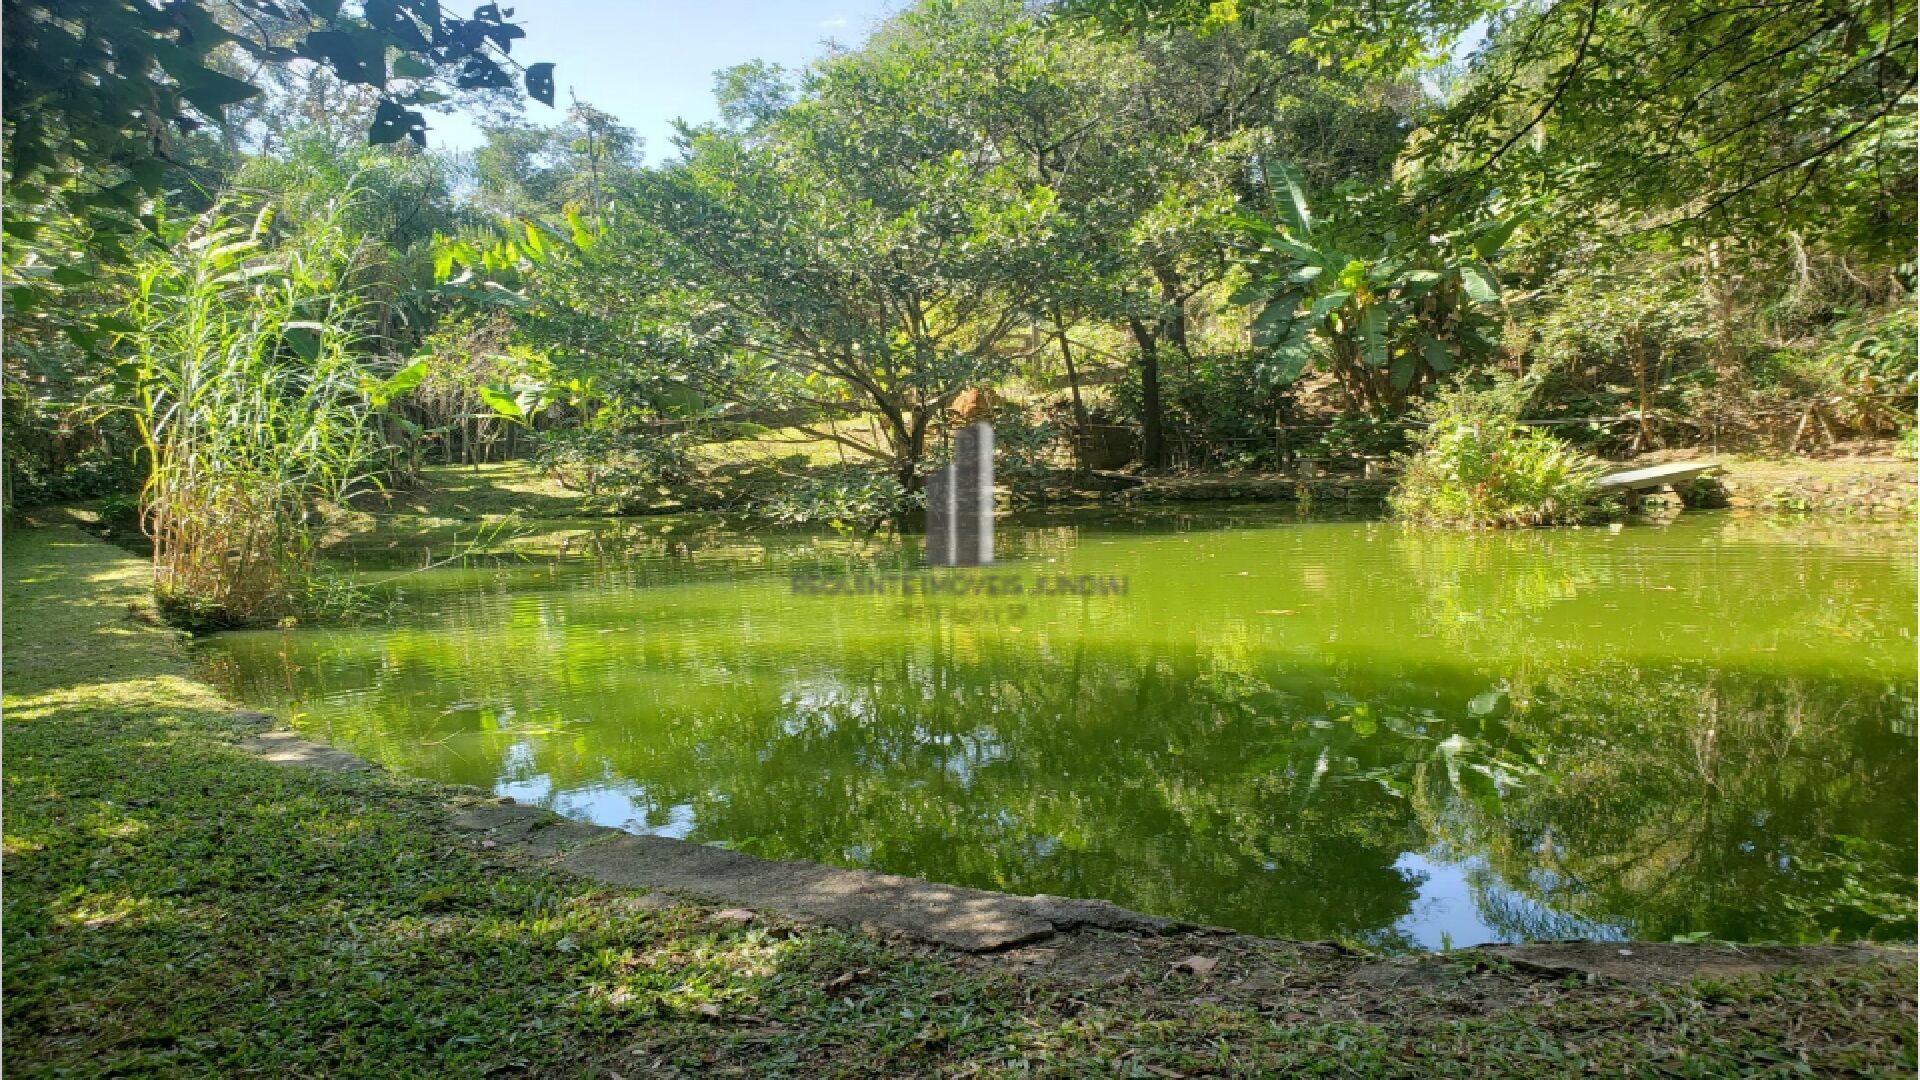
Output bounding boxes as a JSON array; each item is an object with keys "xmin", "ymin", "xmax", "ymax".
[
  {"xmin": 1429, "ymin": 0, "xmax": 1916, "ymax": 257},
  {"xmin": 469, "ymin": 101, "xmax": 643, "ymax": 219},
  {"xmin": 1230, "ymin": 170, "xmax": 1518, "ymax": 411},
  {"xmin": 2, "ymin": 0, "xmax": 555, "ymax": 264},
  {"xmin": 632, "ymin": 113, "xmax": 1062, "ymax": 487}
]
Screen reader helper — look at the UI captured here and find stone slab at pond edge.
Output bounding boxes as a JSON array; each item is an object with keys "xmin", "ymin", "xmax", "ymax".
[
  {"xmin": 243, "ymin": 724, "xmax": 1184, "ymax": 952},
  {"xmin": 235, "ymin": 723, "xmax": 1914, "ymax": 976}
]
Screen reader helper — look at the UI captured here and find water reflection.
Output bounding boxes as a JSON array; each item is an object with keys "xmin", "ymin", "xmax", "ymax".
[{"xmin": 197, "ymin": 510, "xmax": 1918, "ymax": 946}]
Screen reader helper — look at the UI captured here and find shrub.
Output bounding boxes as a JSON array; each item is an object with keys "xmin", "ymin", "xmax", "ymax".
[
  {"xmin": 990, "ymin": 401, "xmax": 1069, "ymax": 496},
  {"xmin": 127, "ymin": 199, "xmax": 379, "ymax": 628},
  {"xmin": 755, "ymin": 465, "xmax": 920, "ymax": 529},
  {"xmin": 534, "ymin": 420, "xmax": 697, "ymax": 512},
  {"xmin": 1390, "ymin": 380, "xmax": 1614, "ymax": 528},
  {"xmin": 1113, "ymin": 351, "xmax": 1297, "ymax": 469}
]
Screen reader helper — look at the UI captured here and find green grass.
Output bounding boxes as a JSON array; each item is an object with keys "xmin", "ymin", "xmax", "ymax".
[{"xmin": 4, "ymin": 523, "xmax": 1915, "ymax": 1077}]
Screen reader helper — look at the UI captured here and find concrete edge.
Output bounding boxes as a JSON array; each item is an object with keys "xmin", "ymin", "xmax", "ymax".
[
  {"xmin": 230, "ymin": 717, "xmax": 1917, "ymax": 972},
  {"xmin": 232, "ymin": 720, "xmax": 1194, "ymax": 952}
]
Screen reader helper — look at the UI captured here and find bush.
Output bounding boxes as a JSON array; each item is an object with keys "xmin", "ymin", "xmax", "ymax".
[
  {"xmin": 1390, "ymin": 380, "xmax": 1614, "ymax": 528},
  {"xmin": 1298, "ymin": 413, "xmax": 1412, "ymax": 464},
  {"xmin": 991, "ymin": 401, "xmax": 1069, "ymax": 496},
  {"xmin": 1113, "ymin": 351, "xmax": 1297, "ymax": 470},
  {"xmin": 128, "ymin": 200, "xmax": 379, "ymax": 628},
  {"xmin": 755, "ymin": 465, "xmax": 920, "ymax": 529},
  {"xmin": 534, "ymin": 421, "xmax": 697, "ymax": 512}
]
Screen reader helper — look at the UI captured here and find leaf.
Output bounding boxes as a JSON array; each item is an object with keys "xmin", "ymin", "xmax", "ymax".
[
  {"xmin": 1227, "ymin": 281, "xmax": 1272, "ymax": 306},
  {"xmin": 1171, "ymin": 955, "xmax": 1219, "ymax": 977},
  {"xmin": 370, "ymin": 100, "xmax": 427, "ymax": 147},
  {"xmin": 1419, "ymin": 334, "xmax": 1454, "ymax": 372},
  {"xmin": 1473, "ymin": 215, "xmax": 1523, "ymax": 258},
  {"xmin": 392, "ymin": 55, "xmax": 435, "ymax": 79},
  {"xmin": 476, "ymin": 385, "xmax": 525, "ymax": 421},
  {"xmin": 302, "ymin": 28, "xmax": 388, "ymax": 89},
  {"xmin": 1390, "ymin": 354, "xmax": 1417, "ymax": 390},
  {"xmin": 1358, "ymin": 305, "xmax": 1388, "ymax": 367},
  {"xmin": 1269, "ymin": 161, "xmax": 1312, "ymax": 238},
  {"xmin": 177, "ymin": 68, "xmax": 261, "ymax": 115},
  {"xmin": 1268, "ymin": 237, "xmax": 1326, "ymax": 265},
  {"xmin": 1269, "ymin": 338, "xmax": 1314, "ymax": 384},
  {"xmin": 1307, "ymin": 290, "xmax": 1351, "ymax": 322},
  {"xmin": 373, "ymin": 357, "xmax": 431, "ymax": 404},
  {"xmin": 565, "ymin": 207, "xmax": 595, "ymax": 249},
  {"xmin": 456, "ymin": 56, "xmax": 513, "ymax": 90},
  {"xmin": 1250, "ymin": 291, "xmax": 1301, "ymax": 345},
  {"xmin": 1460, "ymin": 263, "xmax": 1501, "ymax": 305},
  {"xmin": 283, "ymin": 324, "xmax": 323, "ymax": 361},
  {"xmin": 525, "ymin": 62, "xmax": 556, "ymax": 107},
  {"xmin": 1399, "ymin": 269, "xmax": 1442, "ymax": 299},
  {"xmin": 365, "ymin": 0, "xmax": 431, "ymax": 51}
]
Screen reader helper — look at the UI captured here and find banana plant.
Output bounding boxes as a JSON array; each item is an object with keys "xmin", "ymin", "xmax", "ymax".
[{"xmin": 1230, "ymin": 165, "xmax": 1521, "ymax": 412}]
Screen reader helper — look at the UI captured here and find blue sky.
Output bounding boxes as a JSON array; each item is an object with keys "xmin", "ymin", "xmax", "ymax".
[{"xmin": 429, "ymin": 0, "xmax": 903, "ymax": 160}]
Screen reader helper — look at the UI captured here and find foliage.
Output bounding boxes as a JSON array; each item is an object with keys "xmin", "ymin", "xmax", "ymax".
[
  {"xmin": 564, "ymin": 7, "xmax": 1069, "ymax": 487},
  {"xmin": 1804, "ymin": 304, "xmax": 1919, "ymax": 437},
  {"xmin": 990, "ymin": 402, "xmax": 1070, "ymax": 493},
  {"xmin": 755, "ymin": 466, "xmax": 920, "ymax": 529},
  {"xmin": 1524, "ymin": 259, "xmax": 1712, "ymax": 453},
  {"xmin": 534, "ymin": 421, "xmax": 698, "ymax": 512},
  {"xmin": 1231, "ymin": 172, "xmax": 1517, "ymax": 412},
  {"xmin": 468, "ymin": 101, "xmax": 644, "ymax": 218},
  {"xmin": 1428, "ymin": 0, "xmax": 1917, "ymax": 260},
  {"xmin": 123, "ymin": 199, "xmax": 379, "ymax": 627},
  {"xmin": 1299, "ymin": 413, "xmax": 1412, "ymax": 464},
  {"xmin": 1114, "ymin": 350, "xmax": 1299, "ymax": 469},
  {"xmin": 2, "ymin": 0, "xmax": 553, "ymax": 269},
  {"xmin": 1390, "ymin": 379, "xmax": 1612, "ymax": 528}
]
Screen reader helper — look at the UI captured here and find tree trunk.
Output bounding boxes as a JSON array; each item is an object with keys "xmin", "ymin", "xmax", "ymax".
[
  {"xmin": 1128, "ymin": 317, "xmax": 1167, "ymax": 471},
  {"xmin": 1052, "ymin": 307, "xmax": 1090, "ymax": 470}
]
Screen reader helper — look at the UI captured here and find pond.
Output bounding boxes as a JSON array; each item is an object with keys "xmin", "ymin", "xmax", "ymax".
[{"xmin": 196, "ymin": 507, "xmax": 1918, "ymax": 949}]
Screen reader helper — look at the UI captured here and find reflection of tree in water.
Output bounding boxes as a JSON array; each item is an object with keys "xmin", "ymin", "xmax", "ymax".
[
  {"xmin": 1415, "ymin": 661, "xmax": 1917, "ymax": 943},
  {"xmin": 199, "ymin": 514, "xmax": 1916, "ymax": 943},
  {"xmin": 205, "ymin": 622, "xmax": 1916, "ymax": 943}
]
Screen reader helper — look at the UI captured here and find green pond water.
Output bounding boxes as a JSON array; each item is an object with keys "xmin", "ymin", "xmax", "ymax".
[{"xmin": 196, "ymin": 507, "xmax": 1918, "ymax": 948}]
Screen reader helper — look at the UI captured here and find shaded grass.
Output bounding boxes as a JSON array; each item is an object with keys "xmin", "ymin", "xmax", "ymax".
[{"xmin": 4, "ymin": 525, "xmax": 1915, "ymax": 1077}]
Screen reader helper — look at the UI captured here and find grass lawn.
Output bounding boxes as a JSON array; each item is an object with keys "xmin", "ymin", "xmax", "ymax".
[{"xmin": 3, "ymin": 522, "xmax": 1914, "ymax": 1077}]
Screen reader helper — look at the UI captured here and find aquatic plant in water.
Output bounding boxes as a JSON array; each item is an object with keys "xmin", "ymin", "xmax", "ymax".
[{"xmin": 1391, "ymin": 379, "xmax": 1614, "ymax": 528}]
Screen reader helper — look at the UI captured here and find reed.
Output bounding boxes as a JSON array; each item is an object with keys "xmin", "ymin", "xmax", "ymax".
[{"xmin": 125, "ymin": 196, "xmax": 379, "ymax": 627}]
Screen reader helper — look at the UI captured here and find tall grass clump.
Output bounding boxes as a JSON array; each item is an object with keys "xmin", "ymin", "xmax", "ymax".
[
  {"xmin": 125, "ymin": 198, "xmax": 379, "ymax": 628},
  {"xmin": 1390, "ymin": 378, "xmax": 1614, "ymax": 528}
]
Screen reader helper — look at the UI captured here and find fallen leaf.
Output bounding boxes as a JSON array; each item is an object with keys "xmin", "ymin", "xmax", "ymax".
[
  {"xmin": 694, "ymin": 1002, "xmax": 723, "ymax": 1019},
  {"xmin": 825, "ymin": 968, "xmax": 872, "ymax": 991},
  {"xmin": 1171, "ymin": 955, "xmax": 1218, "ymax": 977},
  {"xmin": 710, "ymin": 908, "xmax": 756, "ymax": 925}
]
